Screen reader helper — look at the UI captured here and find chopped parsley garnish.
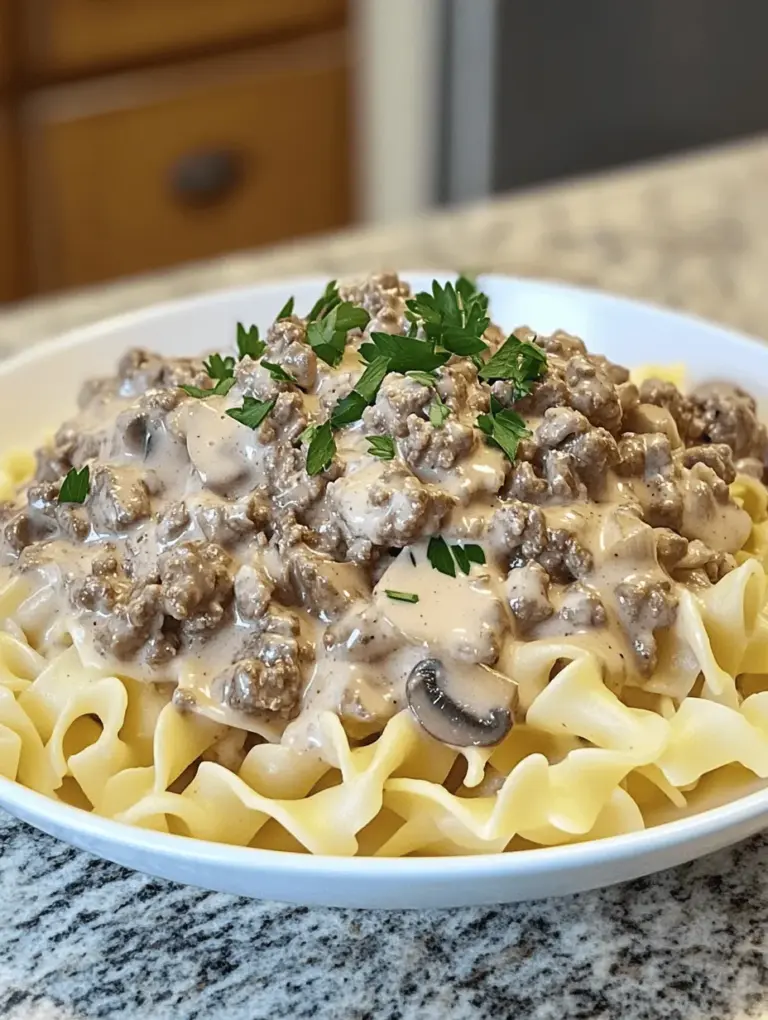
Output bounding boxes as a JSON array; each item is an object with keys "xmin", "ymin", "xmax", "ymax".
[
  {"xmin": 237, "ymin": 323, "xmax": 266, "ymax": 361},
  {"xmin": 58, "ymin": 466, "xmax": 90, "ymax": 504},
  {"xmin": 427, "ymin": 535, "xmax": 456, "ymax": 578},
  {"xmin": 307, "ymin": 280, "xmax": 341, "ymax": 321},
  {"xmin": 476, "ymin": 400, "xmax": 531, "ymax": 462},
  {"xmin": 478, "ymin": 333, "xmax": 547, "ymax": 396},
  {"xmin": 306, "ymin": 301, "xmax": 370, "ymax": 368},
  {"xmin": 306, "ymin": 421, "xmax": 336, "ymax": 476},
  {"xmin": 406, "ymin": 370, "xmax": 438, "ymax": 387},
  {"xmin": 262, "ymin": 361, "xmax": 298, "ymax": 385},
  {"xmin": 181, "ymin": 377, "xmax": 236, "ymax": 399},
  {"xmin": 406, "ymin": 278, "xmax": 490, "ymax": 357},
  {"xmin": 276, "ymin": 296, "xmax": 295, "ymax": 319},
  {"xmin": 366, "ymin": 435, "xmax": 396, "ymax": 460},
  {"xmin": 427, "ymin": 537, "xmax": 485, "ymax": 577},
  {"xmin": 452, "ymin": 544, "xmax": 471, "ymax": 575},
  {"xmin": 298, "ymin": 423, "xmax": 318, "ymax": 446},
  {"xmin": 360, "ymin": 332, "xmax": 450, "ymax": 374},
  {"xmin": 429, "ymin": 392, "xmax": 451, "ymax": 429},
  {"xmin": 226, "ymin": 397, "xmax": 275, "ymax": 430},
  {"xmin": 463, "ymin": 544, "xmax": 486, "ymax": 565},
  {"xmin": 385, "ymin": 590, "xmax": 419, "ymax": 604},
  {"xmin": 331, "ymin": 356, "xmax": 391, "ymax": 427},
  {"xmin": 203, "ymin": 353, "xmax": 235, "ymax": 381}
]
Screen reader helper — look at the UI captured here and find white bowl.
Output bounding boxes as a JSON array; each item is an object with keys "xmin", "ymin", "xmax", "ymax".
[{"xmin": 2, "ymin": 272, "xmax": 768, "ymax": 909}]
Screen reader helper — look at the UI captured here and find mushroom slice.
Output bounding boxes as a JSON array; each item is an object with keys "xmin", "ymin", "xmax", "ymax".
[{"xmin": 405, "ymin": 657, "xmax": 518, "ymax": 748}]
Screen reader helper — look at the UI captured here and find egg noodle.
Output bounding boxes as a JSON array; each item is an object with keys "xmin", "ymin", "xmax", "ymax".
[{"xmin": 1, "ymin": 370, "xmax": 768, "ymax": 858}]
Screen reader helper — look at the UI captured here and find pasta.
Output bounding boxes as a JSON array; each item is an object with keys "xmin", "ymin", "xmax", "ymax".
[{"xmin": 2, "ymin": 272, "xmax": 768, "ymax": 857}]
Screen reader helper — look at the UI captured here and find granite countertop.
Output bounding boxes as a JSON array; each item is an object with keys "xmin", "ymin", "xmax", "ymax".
[{"xmin": 2, "ymin": 138, "xmax": 768, "ymax": 1020}]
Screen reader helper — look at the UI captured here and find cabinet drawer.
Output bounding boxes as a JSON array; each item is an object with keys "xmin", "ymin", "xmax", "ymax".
[
  {"xmin": 23, "ymin": 0, "xmax": 346, "ymax": 77},
  {"xmin": 0, "ymin": 107, "xmax": 21, "ymax": 301},
  {"xmin": 24, "ymin": 33, "xmax": 351, "ymax": 292}
]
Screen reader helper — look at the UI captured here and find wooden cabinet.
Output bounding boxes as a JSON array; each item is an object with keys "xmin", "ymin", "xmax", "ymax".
[
  {"xmin": 24, "ymin": 32, "xmax": 350, "ymax": 291},
  {"xmin": 0, "ymin": 108, "xmax": 20, "ymax": 301},
  {"xmin": 0, "ymin": 1, "xmax": 352, "ymax": 300},
  {"xmin": 0, "ymin": 1, "xmax": 12, "ymax": 90},
  {"xmin": 22, "ymin": 0, "xmax": 346, "ymax": 77}
]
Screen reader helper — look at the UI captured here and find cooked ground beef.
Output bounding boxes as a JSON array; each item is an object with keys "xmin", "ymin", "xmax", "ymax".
[{"xmin": 3, "ymin": 271, "xmax": 762, "ymax": 737}]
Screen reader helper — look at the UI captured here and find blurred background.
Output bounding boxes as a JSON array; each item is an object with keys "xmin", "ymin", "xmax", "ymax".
[{"xmin": 1, "ymin": 0, "xmax": 767, "ymax": 305}]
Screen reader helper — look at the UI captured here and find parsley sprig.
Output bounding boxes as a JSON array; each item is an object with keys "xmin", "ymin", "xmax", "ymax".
[
  {"xmin": 405, "ymin": 277, "xmax": 490, "ymax": 357},
  {"xmin": 306, "ymin": 422, "xmax": 336, "ymax": 476},
  {"xmin": 203, "ymin": 353, "xmax": 235, "ymax": 381},
  {"xmin": 307, "ymin": 302, "xmax": 370, "ymax": 369},
  {"xmin": 181, "ymin": 377, "xmax": 235, "ymax": 400},
  {"xmin": 237, "ymin": 323, "xmax": 266, "ymax": 361},
  {"xmin": 429, "ymin": 391, "xmax": 451, "ymax": 429},
  {"xmin": 359, "ymin": 332, "xmax": 450, "ymax": 374},
  {"xmin": 366, "ymin": 435, "xmax": 396, "ymax": 460},
  {"xmin": 476, "ymin": 397, "xmax": 532, "ymax": 462},
  {"xmin": 307, "ymin": 280, "xmax": 342, "ymax": 321},
  {"xmin": 262, "ymin": 361, "xmax": 298, "ymax": 385},
  {"xmin": 330, "ymin": 356, "xmax": 390, "ymax": 428},
  {"xmin": 478, "ymin": 333, "xmax": 547, "ymax": 397},
  {"xmin": 226, "ymin": 397, "xmax": 275, "ymax": 430},
  {"xmin": 426, "ymin": 537, "xmax": 485, "ymax": 578},
  {"xmin": 58, "ymin": 466, "xmax": 90, "ymax": 504}
]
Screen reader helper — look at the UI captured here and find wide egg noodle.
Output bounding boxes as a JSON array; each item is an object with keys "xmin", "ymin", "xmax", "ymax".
[{"xmin": 2, "ymin": 413, "xmax": 768, "ymax": 855}]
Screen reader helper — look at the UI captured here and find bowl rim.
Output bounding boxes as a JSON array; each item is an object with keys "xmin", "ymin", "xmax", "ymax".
[{"xmin": 1, "ymin": 269, "xmax": 767, "ymax": 877}]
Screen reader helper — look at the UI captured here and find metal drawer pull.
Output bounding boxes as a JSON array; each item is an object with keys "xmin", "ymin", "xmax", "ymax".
[{"xmin": 169, "ymin": 148, "xmax": 243, "ymax": 207}]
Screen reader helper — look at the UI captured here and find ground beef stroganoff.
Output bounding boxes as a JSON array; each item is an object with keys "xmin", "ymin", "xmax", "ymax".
[{"xmin": 1, "ymin": 272, "xmax": 768, "ymax": 856}]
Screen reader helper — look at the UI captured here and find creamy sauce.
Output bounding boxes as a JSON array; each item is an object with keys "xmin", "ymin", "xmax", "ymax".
[{"xmin": 1, "ymin": 273, "xmax": 761, "ymax": 755}]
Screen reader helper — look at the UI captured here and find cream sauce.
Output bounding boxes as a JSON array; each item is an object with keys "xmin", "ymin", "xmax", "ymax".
[{"xmin": 2, "ymin": 273, "xmax": 762, "ymax": 757}]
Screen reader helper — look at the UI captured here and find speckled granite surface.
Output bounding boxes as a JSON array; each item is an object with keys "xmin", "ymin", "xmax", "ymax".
[{"xmin": 2, "ymin": 139, "xmax": 768, "ymax": 1019}]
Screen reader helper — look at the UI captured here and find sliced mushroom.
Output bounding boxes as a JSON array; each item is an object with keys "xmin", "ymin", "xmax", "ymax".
[{"xmin": 405, "ymin": 657, "xmax": 518, "ymax": 747}]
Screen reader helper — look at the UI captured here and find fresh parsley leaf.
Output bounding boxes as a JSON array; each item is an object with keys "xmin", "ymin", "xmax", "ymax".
[
  {"xmin": 330, "ymin": 391, "xmax": 367, "ymax": 428},
  {"xmin": 456, "ymin": 273, "xmax": 480, "ymax": 301},
  {"xmin": 262, "ymin": 361, "xmax": 298, "ymax": 385},
  {"xmin": 366, "ymin": 435, "xmax": 396, "ymax": 460},
  {"xmin": 464, "ymin": 544, "xmax": 486, "ymax": 565},
  {"xmin": 237, "ymin": 323, "xmax": 266, "ymax": 361},
  {"xmin": 364, "ymin": 332, "xmax": 450, "ymax": 374},
  {"xmin": 406, "ymin": 278, "xmax": 490, "ymax": 357},
  {"xmin": 181, "ymin": 378, "xmax": 236, "ymax": 399},
  {"xmin": 452, "ymin": 544, "xmax": 471, "ymax": 575},
  {"xmin": 429, "ymin": 393, "xmax": 451, "ymax": 429},
  {"xmin": 353, "ymin": 355, "xmax": 390, "ymax": 403},
  {"xmin": 203, "ymin": 353, "xmax": 235, "ymax": 381},
  {"xmin": 226, "ymin": 397, "xmax": 275, "ymax": 430},
  {"xmin": 406, "ymin": 370, "xmax": 437, "ymax": 387},
  {"xmin": 307, "ymin": 280, "xmax": 341, "ymax": 321},
  {"xmin": 330, "ymin": 356, "xmax": 390, "ymax": 427},
  {"xmin": 276, "ymin": 296, "xmax": 295, "ymax": 319},
  {"xmin": 306, "ymin": 422, "xmax": 336, "ymax": 476},
  {"xmin": 427, "ymin": 535, "xmax": 456, "ymax": 578},
  {"xmin": 476, "ymin": 406, "xmax": 531, "ymax": 462},
  {"xmin": 58, "ymin": 465, "xmax": 90, "ymax": 504},
  {"xmin": 306, "ymin": 301, "xmax": 370, "ymax": 368},
  {"xmin": 298, "ymin": 423, "xmax": 318, "ymax": 446},
  {"xmin": 385, "ymin": 590, "xmax": 419, "ymax": 604},
  {"xmin": 478, "ymin": 334, "xmax": 547, "ymax": 399}
]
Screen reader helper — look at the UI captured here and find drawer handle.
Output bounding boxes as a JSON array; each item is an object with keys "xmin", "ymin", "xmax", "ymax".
[{"xmin": 169, "ymin": 149, "xmax": 243, "ymax": 207}]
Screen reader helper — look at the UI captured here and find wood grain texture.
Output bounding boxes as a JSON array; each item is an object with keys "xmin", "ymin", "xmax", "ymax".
[
  {"xmin": 22, "ymin": 0, "xmax": 346, "ymax": 77},
  {"xmin": 23, "ymin": 32, "xmax": 351, "ymax": 291},
  {"xmin": 0, "ymin": 106, "xmax": 21, "ymax": 301},
  {"xmin": 0, "ymin": 0, "xmax": 13, "ymax": 91}
]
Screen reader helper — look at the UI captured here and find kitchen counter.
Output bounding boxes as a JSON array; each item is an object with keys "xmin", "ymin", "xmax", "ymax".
[{"xmin": 2, "ymin": 138, "xmax": 768, "ymax": 1020}]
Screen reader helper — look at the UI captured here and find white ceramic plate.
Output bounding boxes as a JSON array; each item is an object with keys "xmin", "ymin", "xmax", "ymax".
[{"xmin": 2, "ymin": 272, "xmax": 768, "ymax": 909}]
